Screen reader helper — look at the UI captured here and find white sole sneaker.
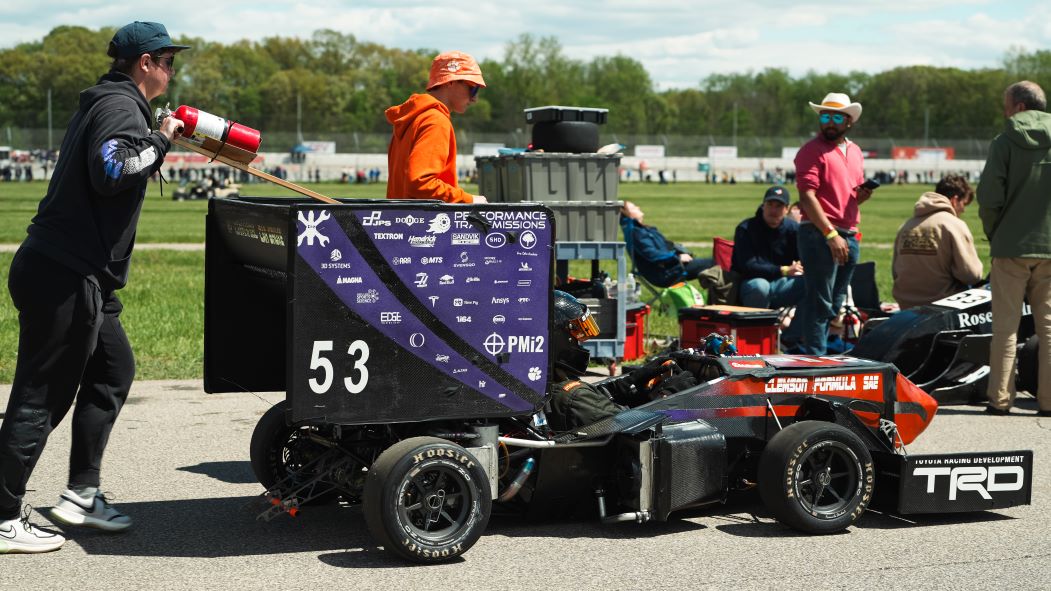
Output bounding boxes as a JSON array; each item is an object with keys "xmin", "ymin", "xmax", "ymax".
[
  {"xmin": 49, "ymin": 491, "xmax": 132, "ymax": 532},
  {"xmin": 0, "ymin": 519, "xmax": 65, "ymax": 554}
]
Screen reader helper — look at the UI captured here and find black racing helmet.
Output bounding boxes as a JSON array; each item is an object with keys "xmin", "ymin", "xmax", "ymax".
[{"xmin": 553, "ymin": 290, "xmax": 600, "ymax": 342}]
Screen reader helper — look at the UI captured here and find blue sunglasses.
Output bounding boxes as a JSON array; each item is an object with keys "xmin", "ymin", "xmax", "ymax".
[{"xmin": 819, "ymin": 112, "xmax": 847, "ymax": 125}]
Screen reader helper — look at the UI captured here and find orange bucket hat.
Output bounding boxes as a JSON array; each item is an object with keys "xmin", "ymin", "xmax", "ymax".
[{"xmin": 427, "ymin": 51, "xmax": 486, "ymax": 90}]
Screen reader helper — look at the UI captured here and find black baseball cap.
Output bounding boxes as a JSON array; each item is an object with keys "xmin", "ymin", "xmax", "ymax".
[
  {"xmin": 763, "ymin": 185, "xmax": 790, "ymax": 205},
  {"xmin": 108, "ymin": 22, "xmax": 190, "ymax": 59}
]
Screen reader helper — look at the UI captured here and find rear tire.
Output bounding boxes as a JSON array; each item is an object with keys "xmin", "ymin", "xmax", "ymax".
[
  {"xmin": 758, "ymin": 421, "xmax": 875, "ymax": 534},
  {"xmin": 249, "ymin": 400, "xmax": 337, "ymax": 504},
  {"xmin": 363, "ymin": 437, "xmax": 491, "ymax": 563}
]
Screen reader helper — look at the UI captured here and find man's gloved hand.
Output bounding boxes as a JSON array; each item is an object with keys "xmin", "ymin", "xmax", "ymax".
[
  {"xmin": 626, "ymin": 360, "xmax": 669, "ymax": 389},
  {"xmin": 650, "ymin": 371, "xmax": 698, "ymax": 399}
]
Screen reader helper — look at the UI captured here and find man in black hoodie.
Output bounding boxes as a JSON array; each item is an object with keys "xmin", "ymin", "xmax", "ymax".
[
  {"xmin": 731, "ymin": 186, "xmax": 805, "ymax": 346},
  {"xmin": 0, "ymin": 22, "xmax": 188, "ymax": 553}
]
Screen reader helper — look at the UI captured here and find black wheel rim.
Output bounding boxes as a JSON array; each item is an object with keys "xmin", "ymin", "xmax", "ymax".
[
  {"xmin": 396, "ymin": 464, "xmax": 476, "ymax": 543},
  {"xmin": 792, "ymin": 440, "xmax": 862, "ymax": 518},
  {"xmin": 279, "ymin": 422, "xmax": 327, "ymax": 473}
]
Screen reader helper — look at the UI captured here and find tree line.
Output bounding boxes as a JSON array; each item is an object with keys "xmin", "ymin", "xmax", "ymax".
[{"xmin": 1, "ymin": 26, "xmax": 1049, "ymax": 141}]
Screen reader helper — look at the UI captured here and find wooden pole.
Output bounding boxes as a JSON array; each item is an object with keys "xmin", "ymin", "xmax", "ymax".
[{"xmin": 171, "ymin": 137, "xmax": 339, "ymax": 205}]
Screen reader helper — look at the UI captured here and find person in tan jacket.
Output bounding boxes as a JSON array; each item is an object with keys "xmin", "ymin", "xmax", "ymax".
[{"xmin": 892, "ymin": 174, "xmax": 983, "ymax": 309}]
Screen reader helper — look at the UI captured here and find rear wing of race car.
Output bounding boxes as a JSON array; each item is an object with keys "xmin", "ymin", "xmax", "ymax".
[{"xmin": 873, "ymin": 450, "xmax": 1033, "ymax": 514}]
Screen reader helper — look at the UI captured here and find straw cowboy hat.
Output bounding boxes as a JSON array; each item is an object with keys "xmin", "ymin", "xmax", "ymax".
[{"xmin": 808, "ymin": 92, "xmax": 862, "ymax": 123}]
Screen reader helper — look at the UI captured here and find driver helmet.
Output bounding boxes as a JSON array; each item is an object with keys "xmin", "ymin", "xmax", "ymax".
[{"xmin": 553, "ymin": 290, "xmax": 600, "ymax": 342}]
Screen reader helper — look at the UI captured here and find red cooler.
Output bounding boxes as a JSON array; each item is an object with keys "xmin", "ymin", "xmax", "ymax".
[
  {"xmin": 623, "ymin": 303, "xmax": 650, "ymax": 361},
  {"xmin": 678, "ymin": 305, "xmax": 780, "ymax": 355}
]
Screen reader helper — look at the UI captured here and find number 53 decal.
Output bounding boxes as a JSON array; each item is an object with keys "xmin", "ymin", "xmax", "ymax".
[{"xmin": 307, "ymin": 340, "xmax": 370, "ymax": 394}]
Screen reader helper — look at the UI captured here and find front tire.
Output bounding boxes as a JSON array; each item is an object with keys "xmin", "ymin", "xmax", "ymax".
[
  {"xmin": 363, "ymin": 437, "xmax": 491, "ymax": 563},
  {"xmin": 758, "ymin": 421, "xmax": 875, "ymax": 534}
]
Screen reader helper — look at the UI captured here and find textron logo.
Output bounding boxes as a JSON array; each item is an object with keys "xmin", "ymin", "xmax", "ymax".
[
  {"xmin": 297, "ymin": 211, "xmax": 330, "ymax": 247},
  {"xmin": 361, "ymin": 211, "xmax": 390, "ymax": 226},
  {"xmin": 415, "ymin": 273, "xmax": 428, "ymax": 287},
  {"xmin": 913, "ymin": 466, "xmax": 1024, "ymax": 500}
]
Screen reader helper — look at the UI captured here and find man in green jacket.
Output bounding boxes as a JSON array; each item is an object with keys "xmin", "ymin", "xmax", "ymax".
[{"xmin": 977, "ymin": 80, "xmax": 1051, "ymax": 417}]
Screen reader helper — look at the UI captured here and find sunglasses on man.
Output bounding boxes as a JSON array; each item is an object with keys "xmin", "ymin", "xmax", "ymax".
[
  {"xmin": 819, "ymin": 112, "xmax": 846, "ymax": 125},
  {"xmin": 151, "ymin": 54, "xmax": 175, "ymax": 71},
  {"xmin": 467, "ymin": 83, "xmax": 480, "ymax": 99}
]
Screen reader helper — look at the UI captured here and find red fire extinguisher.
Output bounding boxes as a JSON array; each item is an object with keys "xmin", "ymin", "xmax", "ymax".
[{"xmin": 171, "ymin": 105, "xmax": 261, "ymax": 163}]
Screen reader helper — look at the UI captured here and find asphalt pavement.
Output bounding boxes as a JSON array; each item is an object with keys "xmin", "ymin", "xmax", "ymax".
[{"xmin": 0, "ymin": 380, "xmax": 1048, "ymax": 591}]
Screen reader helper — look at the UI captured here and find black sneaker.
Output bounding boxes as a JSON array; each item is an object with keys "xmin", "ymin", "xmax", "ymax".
[{"xmin": 984, "ymin": 406, "xmax": 1011, "ymax": 416}]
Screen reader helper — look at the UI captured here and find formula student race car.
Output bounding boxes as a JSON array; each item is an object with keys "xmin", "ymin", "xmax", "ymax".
[
  {"xmin": 203, "ymin": 197, "xmax": 1033, "ymax": 563},
  {"xmin": 852, "ymin": 287, "xmax": 1040, "ymax": 405}
]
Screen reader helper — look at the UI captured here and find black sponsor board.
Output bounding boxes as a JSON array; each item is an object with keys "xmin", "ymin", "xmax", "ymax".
[
  {"xmin": 289, "ymin": 203, "xmax": 554, "ymax": 425},
  {"xmin": 890, "ymin": 450, "xmax": 1033, "ymax": 514}
]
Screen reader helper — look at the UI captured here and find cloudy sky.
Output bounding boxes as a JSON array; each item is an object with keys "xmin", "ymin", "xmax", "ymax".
[{"xmin": 2, "ymin": 0, "xmax": 1048, "ymax": 89}]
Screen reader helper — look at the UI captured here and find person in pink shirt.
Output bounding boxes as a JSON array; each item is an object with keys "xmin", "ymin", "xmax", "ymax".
[{"xmin": 793, "ymin": 92, "xmax": 875, "ymax": 354}]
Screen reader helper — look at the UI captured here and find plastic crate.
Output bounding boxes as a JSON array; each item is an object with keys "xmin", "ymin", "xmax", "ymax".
[
  {"xmin": 501, "ymin": 153, "xmax": 620, "ymax": 202},
  {"xmin": 548, "ymin": 202, "xmax": 621, "ymax": 242},
  {"xmin": 475, "ymin": 156, "xmax": 504, "ymax": 202},
  {"xmin": 678, "ymin": 305, "xmax": 780, "ymax": 355},
  {"xmin": 624, "ymin": 303, "xmax": 650, "ymax": 361},
  {"xmin": 524, "ymin": 106, "xmax": 609, "ymax": 125}
]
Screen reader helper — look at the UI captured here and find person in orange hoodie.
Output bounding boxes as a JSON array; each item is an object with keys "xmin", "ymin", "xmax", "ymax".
[{"xmin": 386, "ymin": 51, "xmax": 487, "ymax": 203}]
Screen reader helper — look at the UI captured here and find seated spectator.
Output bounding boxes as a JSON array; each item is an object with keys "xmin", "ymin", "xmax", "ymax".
[
  {"xmin": 620, "ymin": 201, "xmax": 712, "ymax": 287},
  {"xmin": 787, "ymin": 201, "xmax": 802, "ymax": 223},
  {"xmin": 731, "ymin": 186, "xmax": 806, "ymax": 310},
  {"xmin": 892, "ymin": 174, "xmax": 983, "ymax": 309}
]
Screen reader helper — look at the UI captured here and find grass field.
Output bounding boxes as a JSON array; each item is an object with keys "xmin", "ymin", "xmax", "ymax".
[{"xmin": 0, "ymin": 178, "xmax": 992, "ymax": 382}]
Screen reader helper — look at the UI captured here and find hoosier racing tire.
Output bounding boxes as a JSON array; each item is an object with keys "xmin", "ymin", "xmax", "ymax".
[
  {"xmin": 363, "ymin": 437, "xmax": 491, "ymax": 563},
  {"xmin": 758, "ymin": 421, "xmax": 875, "ymax": 534}
]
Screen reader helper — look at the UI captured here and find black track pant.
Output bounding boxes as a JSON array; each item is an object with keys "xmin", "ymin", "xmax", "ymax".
[{"xmin": 0, "ymin": 247, "xmax": 134, "ymax": 519}]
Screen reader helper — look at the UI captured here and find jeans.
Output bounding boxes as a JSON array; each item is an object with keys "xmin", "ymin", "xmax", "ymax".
[
  {"xmin": 796, "ymin": 224, "xmax": 859, "ymax": 355},
  {"xmin": 987, "ymin": 257, "xmax": 1051, "ymax": 411},
  {"xmin": 740, "ymin": 275, "xmax": 807, "ymax": 346},
  {"xmin": 0, "ymin": 248, "xmax": 134, "ymax": 519},
  {"xmin": 739, "ymin": 276, "xmax": 806, "ymax": 309}
]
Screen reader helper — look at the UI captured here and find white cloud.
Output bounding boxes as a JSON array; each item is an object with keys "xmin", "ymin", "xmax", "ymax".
[{"xmin": 1, "ymin": 0, "xmax": 1046, "ymax": 89}]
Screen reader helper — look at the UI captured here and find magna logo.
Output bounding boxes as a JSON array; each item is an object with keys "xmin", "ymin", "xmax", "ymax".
[{"xmin": 913, "ymin": 466, "xmax": 1024, "ymax": 501}]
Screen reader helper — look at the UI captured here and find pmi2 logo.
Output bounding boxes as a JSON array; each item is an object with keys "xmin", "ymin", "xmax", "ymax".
[
  {"xmin": 913, "ymin": 465, "xmax": 1024, "ymax": 501},
  {"xmin": 297, "ymin": 211, "xmax": 330, "ymax": 247}
]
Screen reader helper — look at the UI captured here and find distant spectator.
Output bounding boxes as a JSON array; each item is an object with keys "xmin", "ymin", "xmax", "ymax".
[
  {"xmin": 794, "ymin": 92, "xmax": 874, "ymax": 355},
  {"xmin": 978, "ymin": 80, "xmax": 1051, "ymax": 417},
  {"xmin": 733, "ymin": 186, "xmax": 805, "ymax": 306},
  {"xmin": 787, "ymin": 201, "xmax": 802, "ymax": 223},
  {"xmin": 621, "ymin": 201, "xmax": 712, "ymax": 287},
  {"xmin": 892, "ymin": 174, "xmax": 982, "ymax": 310}
]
